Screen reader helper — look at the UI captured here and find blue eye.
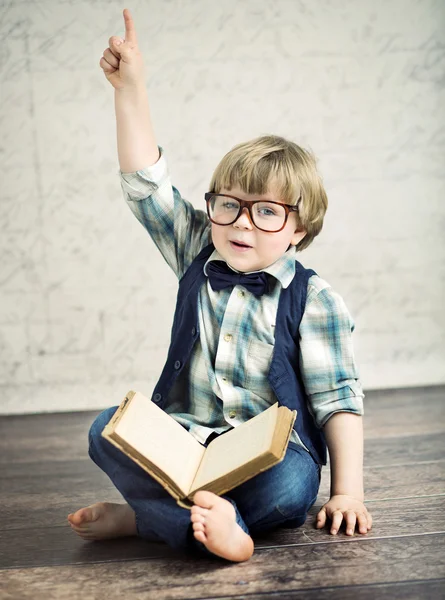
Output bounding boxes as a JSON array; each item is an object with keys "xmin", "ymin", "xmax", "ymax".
[{"xmin": 259, "ymin": 207, "xmax": 276, "ymax": 216}]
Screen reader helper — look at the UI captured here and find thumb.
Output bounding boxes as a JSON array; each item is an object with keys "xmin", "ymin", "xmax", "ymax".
[
  {"xmin": 112, "ymin": 37, "xmax": 137, "ymax": 63},
  {"xmin": 112, "ymin": 37, "xmax": 125, "ymax": 52}
]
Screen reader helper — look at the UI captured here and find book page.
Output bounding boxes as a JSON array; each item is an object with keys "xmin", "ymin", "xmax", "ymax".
[
  {"xmin": 113, "ymin": 392, "xmax": 205, "ymax": 496},
  {"xmin": 190, "ymin": 403, "xmax": 278, "ymax": 492}
]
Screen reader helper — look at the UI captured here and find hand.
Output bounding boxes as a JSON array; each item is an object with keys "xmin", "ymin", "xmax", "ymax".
[
  {"xmin": 315, "ymin": 494, "xmax": 372, "ymax": 536},
  {"xmin": 99, "ymin": 8, "xmax": 145, "ymax": 90}
]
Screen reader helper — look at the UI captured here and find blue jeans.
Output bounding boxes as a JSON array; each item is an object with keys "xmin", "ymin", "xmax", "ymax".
[{"xmin": 88, "ymin": 406, "xmax": 321, "ymax": 555}]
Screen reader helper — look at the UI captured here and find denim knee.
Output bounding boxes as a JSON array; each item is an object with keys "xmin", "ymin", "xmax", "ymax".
[
  {"xmin": 274, "ymin": 450, "xmax": 320, "ymax": 520},
  {"xmin": 274, "ymin": 486, "xmax": 318, "ymax": 520},
  {"xmin": 230, "ymin": 444, "xmax": 321, "ymax": 533},
  {"xmin": 88, "ymin": 406, "xmax": 118, "ymax": 458}
]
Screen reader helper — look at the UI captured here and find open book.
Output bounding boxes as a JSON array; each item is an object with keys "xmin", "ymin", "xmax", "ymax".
[{"xmin": 102, "ymin": 390, "xmax": 296, "ymax": 509}]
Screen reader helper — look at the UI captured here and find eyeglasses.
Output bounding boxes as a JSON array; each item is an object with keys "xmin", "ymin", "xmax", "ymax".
[{"xmin": 205, "ymin": 193, "xmax": 300, "ymax": 233}]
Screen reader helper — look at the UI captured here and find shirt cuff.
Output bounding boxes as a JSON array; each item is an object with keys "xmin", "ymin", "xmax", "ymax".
[
  {"xmin": 119, "ymin": 146, "xmax": 169, "ymax": 200},
  {"xmin": 311, "ymin": 382, "xmax": 365, "ymax": 428}
]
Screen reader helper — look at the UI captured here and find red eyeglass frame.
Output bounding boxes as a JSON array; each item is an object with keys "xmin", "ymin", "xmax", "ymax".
[{"xmin": 204, "ymin": 192, "xmax": 300, "ymax": 233}]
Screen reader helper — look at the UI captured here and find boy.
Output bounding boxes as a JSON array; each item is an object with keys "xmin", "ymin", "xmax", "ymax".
[{"xmin": 68, "ymin": 9, "xmax": 372, "ymax": 562}]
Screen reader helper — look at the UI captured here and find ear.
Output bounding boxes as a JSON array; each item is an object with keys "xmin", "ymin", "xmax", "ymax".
[{"xmin": 290, "ymin": 228, "xmax": 306, "ymax": 246}]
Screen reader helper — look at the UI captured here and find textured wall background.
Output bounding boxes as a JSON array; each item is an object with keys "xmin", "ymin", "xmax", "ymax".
[{"xmin": 1, "ymin": 0, "xmax": 444, "ymax": 414}]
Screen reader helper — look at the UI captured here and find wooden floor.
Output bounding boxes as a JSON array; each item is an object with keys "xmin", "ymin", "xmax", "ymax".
[{"xmin": 0, "ymin": 387, "xmax": 444, "ymax": 600}]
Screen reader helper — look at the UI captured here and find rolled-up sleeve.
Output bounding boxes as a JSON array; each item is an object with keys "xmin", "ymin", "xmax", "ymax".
[
  {"xmin": 120, "ymin": 148, "xmax": 212, "ymax": 279},
  {"xmin": 120, "ymin": 148, "xmax": 170, "ymax": 200},
  {"xmin": 299, "ymin": 276, "xmax": 364, "ymax": 428}
]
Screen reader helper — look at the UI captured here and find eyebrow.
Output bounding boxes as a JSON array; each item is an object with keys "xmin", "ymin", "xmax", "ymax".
[{"xmin": 220, "ymin": 193, "xmax": 279, "ymax": 202}]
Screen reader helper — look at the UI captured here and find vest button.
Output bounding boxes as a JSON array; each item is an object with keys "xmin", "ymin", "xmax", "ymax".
[
  {"xmin": 174, "ymin": 360, "xmax": 181, "ymax": 370},
  {"xmin": 191, "ymin": 327, "xmax": 196, "ymax": 336},
  {"xmin": 153, "ymin": 393, "xmax": 162, "ymax": 403}
]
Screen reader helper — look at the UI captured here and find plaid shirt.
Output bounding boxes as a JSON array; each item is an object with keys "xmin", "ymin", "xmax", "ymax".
[{"xmin": 120, "ymin": 149, "xmax": 364, "ymax": 451}]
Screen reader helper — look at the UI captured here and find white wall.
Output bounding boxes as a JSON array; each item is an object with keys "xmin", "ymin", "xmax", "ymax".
[{"xmin": 1, "ymin": 0, "xmax": 444, "ymax": 414}]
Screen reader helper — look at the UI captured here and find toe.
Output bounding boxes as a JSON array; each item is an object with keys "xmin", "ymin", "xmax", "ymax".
[
  {"xmin": 192, "ymin": 522, "xmax": 205, "ymax": 533},
  {"xmin": 69, "ymin": 520, "xmax": 89, "ymax": 532},
  {"xmin": 70, "ymin": 506, "xmax": 97, "ymax": 526},
  {"xmin": 191, "ymin": 506, "xmax": 209, "ymax": 519},
  {"xmin": 194, "ymin": 530, "xmax": 207, "ymax": 543},
  {"xmin": 193, "ymin": 490, "xmax": 218, "ymax": 509},
  {"xmin": 68, "ymin": 510, "xmax": 85, "ymax": 526},
  {"xmin": 191, "ymin": 513, "xmax": 205, "ymax": 524},
  {"xmin": 78, "ymin": 507, "xmax": 94, "ymax": 524}
]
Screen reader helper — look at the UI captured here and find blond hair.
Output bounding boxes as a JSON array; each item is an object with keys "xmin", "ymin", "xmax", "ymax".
[{"xmin": 209, "ymin": 135, "xmax": 328, "ymax": 251}]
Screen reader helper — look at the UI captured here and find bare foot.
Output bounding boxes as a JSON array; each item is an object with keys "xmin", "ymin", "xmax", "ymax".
[
  {"xmin": 67, "ymin": 502, "xmax": 137, "ymax": 540},
  {"xmin": 190, "ymin": 491, "xmax": 254, "ymax": 562}
]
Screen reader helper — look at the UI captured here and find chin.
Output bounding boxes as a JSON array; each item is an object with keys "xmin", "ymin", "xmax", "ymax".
[{"xmin": 230, "ymin": 258, "xmax": 263, "ymax": 273}]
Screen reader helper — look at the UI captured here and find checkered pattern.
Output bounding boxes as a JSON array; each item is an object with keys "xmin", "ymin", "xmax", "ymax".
[{"xmin": 120, "ymin": 149, "xmax": 364, "ymax": 450}]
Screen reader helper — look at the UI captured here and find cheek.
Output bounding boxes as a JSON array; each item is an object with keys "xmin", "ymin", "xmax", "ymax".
[
  {"xmin": 258, "ymin": 233, "xmax": 292, "ymax": 255},
  {"xmin": 211, "ymin": 224, "xmax": 225, "ymax": 247}
]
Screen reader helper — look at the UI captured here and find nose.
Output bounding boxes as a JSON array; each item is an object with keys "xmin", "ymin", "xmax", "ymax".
[{"xmin": 233, "ymin": 207, "xmax": 253, "ymax": 229}]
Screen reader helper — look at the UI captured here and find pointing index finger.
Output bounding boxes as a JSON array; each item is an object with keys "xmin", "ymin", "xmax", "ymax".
[{"xmin": 123, "ymin": 8, "xmax": 137, "ymax": 44}]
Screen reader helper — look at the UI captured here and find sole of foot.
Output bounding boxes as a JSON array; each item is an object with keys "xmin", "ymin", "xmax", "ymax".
[{"xmin": 191, "ymin": 491, "xmax": 254, "ymax": 562}]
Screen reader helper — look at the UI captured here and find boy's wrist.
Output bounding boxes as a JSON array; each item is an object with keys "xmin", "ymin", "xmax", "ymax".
[
  {"xmin": 115, "ymin": 84, "xmax": 148, "ymax": 103},
  {"xmin": 330, "ymin": 489, "xmax": 364, "ymax": 502}
]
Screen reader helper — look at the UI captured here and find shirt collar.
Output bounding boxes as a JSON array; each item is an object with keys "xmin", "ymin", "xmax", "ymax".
[{"xmin": 203, "ymin": 245, "xmax": 297, "ymax": 289}]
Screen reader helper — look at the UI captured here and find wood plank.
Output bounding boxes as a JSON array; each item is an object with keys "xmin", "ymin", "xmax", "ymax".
[
  {"xmin": 0, "ymin": 410, "xmax": 100, "ymax": 464},
  {"xmin": 2, "ymin": 458, "xmax": 444, "ymax": 531},
  {"xmin": 0, "ymin": 386, "xmax": 443, "ymax": 464},
  {"xmin": 364, "ymin": 432, "xmax": 445, "ymax": 464},
  {"xmin": 0, "ymin": 530, "xmax": 180, "ymax": 570},
  {"xmin": 1, "ymin": 460, "xmax": 123, "ymax": 530},
  {"xmin": 318, "ymin": 461, "xmax": 445, "ymax": 502},
  {"xmin": 209, "ymin": 579, "xmax": 445, "ymax": 600},
  {"xmin": 11, "ymin": 408, "xmax": 228, "ymax": 461},
  {"xmin": 0, "ymin": 496, "xmax": 443, "ymax": 570},
  {"xmin": 363, "ymin": 385, "xmax": 445, "ymax": 438},
  {"xmin": 254, "ymin": 495, "xmax": 445, "ymax": 546},
  {"xmin": 0, "ymin": 534, "xmax": 444, "ymax": 600},
  {"xmin": 1, "ymin": 480, "xmax": 123, "ymax": 530},
  {"xmin": 1, "ymin": 428, "xmax": 444, "ymax": 475},
  {"xmin": 0, "ymin": 388, "xmax": 443, "ymax": 600}
]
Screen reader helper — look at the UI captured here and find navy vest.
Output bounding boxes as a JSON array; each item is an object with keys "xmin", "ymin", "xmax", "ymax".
[{"xmin": 151, "ymin": 243, "xmax": 327, "ymax": 465}]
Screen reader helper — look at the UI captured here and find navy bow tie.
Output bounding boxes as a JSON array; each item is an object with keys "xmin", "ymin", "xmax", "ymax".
[{"xmin": 206, "ymin": 261, "xmax": 269, "ymax": 297}]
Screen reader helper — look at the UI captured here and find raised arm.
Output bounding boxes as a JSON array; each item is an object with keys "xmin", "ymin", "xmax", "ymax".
[
  {"xmin": 99, "ymin": 9, "xmax": 211, "ymax": 277},
  {"xmin": 99, "ymin": 8, "xmax": 159, "ymax": 172}
]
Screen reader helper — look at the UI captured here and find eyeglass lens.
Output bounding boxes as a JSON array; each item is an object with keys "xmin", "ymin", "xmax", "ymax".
[{"xmin": 208, "ymin": 195, "xmax": 286, "ymax": 232}]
